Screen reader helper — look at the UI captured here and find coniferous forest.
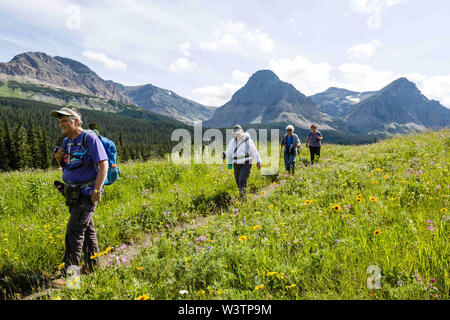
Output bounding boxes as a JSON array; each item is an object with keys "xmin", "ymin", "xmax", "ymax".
[{"xmin": 0, "ymin": 97, "xmax": 193, "ymax": 172}]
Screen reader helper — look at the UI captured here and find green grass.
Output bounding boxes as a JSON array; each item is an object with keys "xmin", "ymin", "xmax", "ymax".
[{"xmin": 0, "ymin": 129, "xmax": 448, "ymax": 300}]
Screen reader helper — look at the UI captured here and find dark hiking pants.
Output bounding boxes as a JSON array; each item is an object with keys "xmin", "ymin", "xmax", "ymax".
[
  {"xmin": 63, "ymin": 194, "xmax": 99, "ymax": 273},
  {"xmin": 234, "ymin": 163, "xmax": 252, "ymax": 199},
  {"xmin": 309, "ymin": 146, "xmax": 321, "ymax": 164}
]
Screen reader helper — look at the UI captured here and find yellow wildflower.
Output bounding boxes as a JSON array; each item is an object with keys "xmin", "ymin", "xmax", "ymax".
[
  {"xmin": 254, "ymin": 284, "xmax": 264, "ymax": 291},
  {"xmin": 137, "ymin": 294, "xmax": 150, "ymax": 300},
  {"xmin": 374, "ymin": 229, "xmax": 381, "ymax": 236},
  {"xmin": 331, "ymin": 205, "xmax": 341, "ymax": 212},
  {"xmin": 369, "ymin": 197, "xmax": 378, "ymax": 202},
  {"xmin": 238, "ymin": 235, "xmax": 248, "ymax": 241},
  {"xmin": 57, "ymin": 262, "xmax": 65, "ymax": 271},
  {"xmin": 441, "ymin": 208, "xmax": 448, "ymax": 212},
  {"xmin": 304, "ymin": 200, "xmax": 313, "ymax": 204},
  {"xmin": 137, "ymin": 266, "xmax": 144, "ymax": 271},
  {"xmin": 253, "ymin": 225, "xmax": 262, "ymax": 230}
]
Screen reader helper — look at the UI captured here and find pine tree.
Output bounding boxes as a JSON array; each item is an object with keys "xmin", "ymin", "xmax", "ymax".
[
  {"xmin": 38, "ymin": 129, "xmax": 50, "ymax": 169},
  {"xmin": 12, "ymin": 123, "xmax": 27, "ymax": 170},
  {"xmin": 26, "ymin": 118, "xmax": 39, "ymax": 168},
  {"xmin": 3, "ymin": 119, "xmax": 14, "ymax": 170},
  {"xmin": 121, "ymin": 146, "xmax": 130, "ymax": 162},
  {"xmin": 0, "ymin": 120, "xmax": 8, "ymax": 171}
]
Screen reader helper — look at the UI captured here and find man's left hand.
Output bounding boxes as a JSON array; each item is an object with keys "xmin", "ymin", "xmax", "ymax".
[
  {"xmin": 257, "ymin": 162, "xmax": 262, "ymax": 170},
  {"xmin": 91, "ymin": 190, "xmax": 101, "ymax": 204}
]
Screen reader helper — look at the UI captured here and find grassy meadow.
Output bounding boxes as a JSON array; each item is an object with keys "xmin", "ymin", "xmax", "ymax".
[{"xmin": 0, "ymin": 129, "xmax": 448, "ymax": 300}]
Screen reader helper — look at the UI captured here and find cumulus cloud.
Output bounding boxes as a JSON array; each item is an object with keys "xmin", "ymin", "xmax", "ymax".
[
  {"xmin": 348, "ymin": 0, "xmax": 408, "ymax": 29},
  {"xmin": 267, "ymin": 55, "xmax": 333, "ymax": 95},
  {"xmin": 337, "ymin": 63, "xmax": 396, "ymax": 91},
  {"xmin": 190, "ymin": 69, "xmax": 250, "ymax": 106},
  {"xmin": 199, "ymin": 21, "xmax": 274, "ymax": 54},
  {"xmin": 410, "ymin": 74, "xmax": 450, "ymax": 108},
  {"xmin": 347, "ymin": 40, "xmax": 382, "ymax": 60},
  {"xmin": 82, "ymin": 51, "xmax": 127, "ymax": 71},
  {"xmin": 180, "ymin": 42, "xmax": 191, "ymax": 57},
  {"xmin": 168, "ymin": 57, "xmax": 197, "ymax": 73}
]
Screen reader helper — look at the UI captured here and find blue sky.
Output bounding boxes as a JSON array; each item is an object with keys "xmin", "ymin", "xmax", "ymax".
[{"xmin": 1, "ymin": 0, "xmax": 449, "ymax": 107}]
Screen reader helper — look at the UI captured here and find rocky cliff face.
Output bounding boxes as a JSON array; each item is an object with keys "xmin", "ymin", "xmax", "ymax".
[
  {"xmin": 309, "ymin": 87, "xmax": 376, "ymax": 117},
  {"xmin": 344, "ymin": 77, "xmax": 450, "ymax": 135},
  {"xmin": 124, "ymin": 84, "xmax": 214, "ymax": 125},
  {"xmin": 0, "ymin": 52, "xmax": 132, "ymax": 103}
]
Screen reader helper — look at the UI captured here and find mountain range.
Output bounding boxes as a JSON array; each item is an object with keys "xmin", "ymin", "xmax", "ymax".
[
  {"xmin": 205, "ymin": 71, "xmax": 450, "ymax": 135},
  {"xmin": 1, "ymin": 52, "xmax": 449, "ymax": 136}
]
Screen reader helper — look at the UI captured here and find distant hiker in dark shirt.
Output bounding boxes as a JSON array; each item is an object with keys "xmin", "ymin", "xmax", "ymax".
[
  {"xmin": 306, "ymin": 124, "xmax": 322, "ymax": 165},
  {"xmin": 50, "ymin": 107, "xmax": 108, "ymax": 287},
  {"xmin": 280, "ymin": 125, "xmax": 301, "ymax": 175}
]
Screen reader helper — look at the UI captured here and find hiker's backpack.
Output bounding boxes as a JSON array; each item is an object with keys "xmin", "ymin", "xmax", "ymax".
[{"xmin": 63, "ymin": 130, "xmax": 120, "ymax": 185}]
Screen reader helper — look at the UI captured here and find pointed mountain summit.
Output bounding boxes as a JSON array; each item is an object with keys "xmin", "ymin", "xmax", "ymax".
[
  {"xmin": 0, "ymin": 52, "xmax": 131, "ymax": 103},
  {"xmin": 203, "ymin": 69, "xmax": 334, "ymax": 129},
  {"xmin": 344, "ymin": 77, "xmax": 450, "ymax": 135}
]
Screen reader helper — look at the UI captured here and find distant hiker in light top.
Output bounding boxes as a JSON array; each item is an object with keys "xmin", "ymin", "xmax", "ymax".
[
  {"xmin": 223, "ymin": 125, "xmax": 261, "ymax": 199},
  {"xmin": 281, "ymin": 125, "xmax": 301, "ymax": 175},
  {"xmin": 51, "ymin": 107, "xmax": 108, "ymax": 287},
  {"xmin": 306, "ymin": 124, "xmax": 323, "ymax": 165}
]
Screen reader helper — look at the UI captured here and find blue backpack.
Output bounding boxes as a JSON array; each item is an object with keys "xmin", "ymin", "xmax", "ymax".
[{"xmin": 63, "ymin": 130, "xmax": 120, "ymax": 185}]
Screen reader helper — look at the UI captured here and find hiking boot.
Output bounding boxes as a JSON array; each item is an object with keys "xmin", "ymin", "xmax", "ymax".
[{"xmin": 51, "ymin": 277, "xmax": 67, "ymax": 289}]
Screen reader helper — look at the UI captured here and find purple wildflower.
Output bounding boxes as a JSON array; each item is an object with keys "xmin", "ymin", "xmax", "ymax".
[
  {"xmin": 427, "ymin": 225, "xmax": 433, "ymax": 230},
  {"xmin": 195, "ymin": 235, "xmax": 207, "ymax": 242},
  {"xmin": 430, "ymin": 278, "xmax": 435, "ymax": 283},
  {"xmin": 416, "ymin": 170, "xmax": 423, "ymax": 175},
  {"xmin": 427, "ymin": 220, "xmax": 432, "ymax": 224},
  {"xmin": 436, "ymin": 185, "xmax": 441, "ymax": 190},
  {"xmin": 243, "ymin": 217, "xmax": 246, "ymax": 225}
]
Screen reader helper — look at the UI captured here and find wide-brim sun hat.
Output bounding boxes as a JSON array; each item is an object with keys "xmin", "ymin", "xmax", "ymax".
[{"xmin": 51, "ymin": 107, "xmax": 82, "ymax": 123}]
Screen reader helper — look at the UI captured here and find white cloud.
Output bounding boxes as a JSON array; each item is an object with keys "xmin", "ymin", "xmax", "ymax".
[
  {"xmin": 82, "ymin": 51, "xmax": 127, "ymax": 71},
  {"xmin": 409, "ymin": 74, "xmax": 450, "ymax": 108},
  {"xmin": 348, "ymin": 0, "xmax": 408, "ymax": 29},
  {"xmin": 190, "ymin": 69, "xmax": 250, "ymax": 106},
  {"xmin": 199, "ymin": 21, "xmax": 274, "ymax": 54},
  {"xmin": 168, "ymin": 57, "xmax": 197, "ymax": 73},
  {"xmin": 337, "ymin": 63, "xmax": 396, "ymax": 91},
  {"xmin": 267, "ymin": 55, "xmax": 333, "ymax": 95},
  {"xmin": 180, "ymin": 42, "xmax": 191, "ymax": 57},
  {"xmin": 347, "ymin": 40, "xmax": 382, "ymax": 60}
]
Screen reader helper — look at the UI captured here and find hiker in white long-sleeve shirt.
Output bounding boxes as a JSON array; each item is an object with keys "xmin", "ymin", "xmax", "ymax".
[{"xmin": 222, "ymin": 125, "xmax": 261, "ymax": 199}]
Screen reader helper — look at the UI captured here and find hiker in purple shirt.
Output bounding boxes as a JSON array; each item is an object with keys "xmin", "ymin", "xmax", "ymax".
[
  {"xmin": 306, "ymin": 124, "xmax": 323, "ymax": 165},
  {"xmin": 50, "ymin": 107, "xmax": 108, "ymax": 287}
]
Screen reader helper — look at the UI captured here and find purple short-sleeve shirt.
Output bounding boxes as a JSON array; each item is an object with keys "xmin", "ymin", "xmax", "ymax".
[
  {"xmin": 62, "ymin": 131, "xmax": 108, "ymax": 195},
  {"xmin": 308, "ymin": 131, "xmax": 322, "ymax": 147}
]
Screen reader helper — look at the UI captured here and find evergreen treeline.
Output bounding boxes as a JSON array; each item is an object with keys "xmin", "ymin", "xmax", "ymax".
[{"xmin": 0, "ymin": 97, "xmax": 193, "ymax": 172}]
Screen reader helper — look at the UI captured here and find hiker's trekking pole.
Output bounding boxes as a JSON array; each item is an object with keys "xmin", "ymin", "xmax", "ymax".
[{"xmin": 214, "ymin": 162, "xmax": 223, "ymax": 192}]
